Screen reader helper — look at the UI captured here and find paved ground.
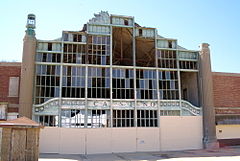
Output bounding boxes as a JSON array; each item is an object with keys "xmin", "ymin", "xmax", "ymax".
[{"xmin": 39, "ymin": 146, "xmax": 240, "ymax": 161}]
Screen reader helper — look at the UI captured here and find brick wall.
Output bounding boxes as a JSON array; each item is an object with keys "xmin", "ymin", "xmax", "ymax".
[
  {"xmin": 0, "ymin": 62, "xmax": 21, "ymax": 106},
  {"xmin": 213, "ymin": 72, "xmax": 240, "ymax": 108}
]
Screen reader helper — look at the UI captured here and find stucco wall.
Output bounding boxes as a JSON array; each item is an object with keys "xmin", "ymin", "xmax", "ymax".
[
  {"xmin": 39, "ymin": 116, "xmax": 203, "ymax": 154},
  {"xmin": 160, "ymin": 116, "xmax": 203, "ymax": 151},
  {"xmin": 216, "ymin": 125, "xmax": 240, "ymax": 139}
]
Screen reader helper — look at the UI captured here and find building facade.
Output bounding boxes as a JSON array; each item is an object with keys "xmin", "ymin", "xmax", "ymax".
[
  {"xmin": 0, "ymin": 62, "xmax": 21, "ymax": 120},
  {"xmin": 213, "ymin": 72, "xmax": 240, "ymax": 146},
  {"xmin": 29, "ymin": 12, "xmax": 203, "ymax": 126},
  {"xmin": 0, "ymin": 11, "xmax": 225, "ymax": 153}
]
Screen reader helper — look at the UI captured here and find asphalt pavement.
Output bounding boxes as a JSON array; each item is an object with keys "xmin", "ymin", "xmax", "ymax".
[{"xmin": 39, "ymin": 146, "xmax": 240, "ymax": 161}]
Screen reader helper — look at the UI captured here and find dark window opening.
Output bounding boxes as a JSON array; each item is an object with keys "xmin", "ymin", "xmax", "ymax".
[
  {"xmin": 48, "ymin": 43, "xmax": 52, "ymax": 51},
  {"xmin": 78, "ymin": 35, "xmax": 82, "ymax": 42},
  {"xmin": 73, "ymin": 34, "xmax": 78, "ymax": 42},
  {"xmin": 124, "ymin": 19, "xmax": 129, "ymax": 26},
  {"xmin": 73, "ymin": 34, "xmax": 82, "ymax": 42},
  {"xmin": 168, "ymin": 41, "xmax": 172, "ymax": 48},
  {"xmin": 139, "ymin": 29, "xmax": 142, "ymax": 36},
  {"xmin": 42, "ymin": 53, "xmax": 47, "ymax": 62}
]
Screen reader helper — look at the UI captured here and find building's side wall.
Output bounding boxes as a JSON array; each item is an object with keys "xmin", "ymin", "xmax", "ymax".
[
  {"xmin": 213, "ymin": 72, "xmax": 240, "ymax": 108},
  {"xmin": 0, "ymin": 63, "xmax": 21, "ymax": 119},
  {"xmin": 216, "ymin": 125, "xmax": 240, "ymax": 147},
  {"xmin": 213, "ymin": 72, "xmax": 240, "ymax": 146},
  {"xmin": 39, "ymin": 116, "xmax": 202, "ymax": 154},
  {"xmin": 216, "ymin": 125, "xmax": 240, "ymax": 139},
  {"xmin": 0, "ymin": 63, "xmax": 21, "ymax": 104}
]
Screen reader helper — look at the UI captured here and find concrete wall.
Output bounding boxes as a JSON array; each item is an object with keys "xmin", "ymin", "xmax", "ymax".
[
  {"xmin": 180, "ymin": 72, "xmax": 199, "ymax": 106},
  {"xmin": 216, "ymin": 125, "xmax": 240, "ymax": 139},
  {"xmin": 160, "ymin": 116, "xmax": 203, "ymax": 151},
  {"xmin": 39, "ymin": 116, "xmax": 203, "ymax": 154}
]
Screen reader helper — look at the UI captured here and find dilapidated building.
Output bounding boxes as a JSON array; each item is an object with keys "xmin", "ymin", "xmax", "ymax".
[{"xmin": 17, "ymin": 11, "xmax": 219, "ymax": 154}]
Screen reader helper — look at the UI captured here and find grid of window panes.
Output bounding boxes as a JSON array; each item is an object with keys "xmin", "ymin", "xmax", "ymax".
[
  {"xmin": 87, "ymin": 35, "xmax": 110, "ymax": 65},
  {"xmin": 62, "ymin": 66, "xmax": 85, "ymax": 98},
  {"xmin": 159, "ymin": 70, "xmax": 179, "ymax": 100},
  {"xmin": 63, "ymin": 44, "xmax": 86, "ymax": 64},
  {"xmin": 35, "ymin": 64, "xmax": 61, "ymax": 104},
  {"xmin": 112, "ymin": 68, "xmax": 134, "ymax": 99},
  {"xmin": 36, "ymin": 52, "xmax": 61, "ymax": 63},
  {"xmin": 37, "ymin": 42, "xmax": 62, "ymax": 52},
  {"xmin": 136, "ymin": 69, "xmax": 157, "ymax": 99},
  {"xmin": 179, "ymin": 61, "xmax": 198, "ymax": 70},
  {"xmin": 157, "ymin": 50, "xmax": 177, "ymax": 68},
  {"xmin": 37, "ymin": 115, "xmax": 58, "ymax": 126},
  {"xmin": 87, "ymin": 67, "xmax": 110, "ymax": 98},
  {"xmin": 112, "ymin": 110, "xmax": 134, "ymax": 127},
  {"xmin": 87, "ymin": 109, "xmax": 110, "ymax": 128},
  {"xmin": 63, "ymin": 32, "xmax": 85, "ymax": 43},
  {"xmin": 137, "ymin": 110, "xmax": 158, "ymax": 127},
  {"xmin": 61, "ymin": 109, "xmax": 85, "ymax": 128}
]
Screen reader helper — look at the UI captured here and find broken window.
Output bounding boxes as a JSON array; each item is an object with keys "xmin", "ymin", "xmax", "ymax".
[
  {"xmin": 87, "ymin": 35, "xmax": 110, "ymax": 65},
  {"xmin": 112, "ymin": 68, "xmax": 134, "ymax": 99},
  {"xmin": 61, "ymin": 66, "xmax": 85, "ymax": 98},
  {"xmin": 36, "ymin": 53, "xmax": 61, "ymax": 63},
  {"xmin": 61, "ymin": 109, "xmax": 85, "ymax": 128},
  {"xmin": 63, "ymin": 33, "xmax": 69, "ymax": 41},
  {"xmin": 159, "ymin": 70, "xmax": 179, "ymax": 100},
  {"xmin": 113, "ymin": 110, "xmax": 134, "ymax": 127},
  {"xmin": 48, "ymin": 43, "xmax": 52, "ymax": 51},
  {"xmin": 157, "ymin": 50, "xmax": 177, "ymax": 68},
  {"xmin": 124, "ymin": 19, "xmax": 129, "ymax": 26},
  {"xmin": 137, "ymin": 110, "xmax": 157, "ymax": 127},
  {"xmin": 168, "ymin": 41, "xmax": 172, "ymax": 48},
  {"xmin": 139, "ymin": 29, "xmax": 142, "ymax": 36},
  {"xmin": 63, "ymin": 44, "xmax": 86, "ymax": 64},
  {"xmin": 87, "ymin": 67, "xmax": 110, "ymax": 98},
  {"xmin": 73, "ymin": 34, "xmax": 82, "ymax": 42},
  {"xmin": 112, "ymin": 27, "xmax": 133, "ymax": 66},
  {"xmin": 87, "ymin": 110, "xmax": 110, "ymax": 128},
  {"xmin": 136, "ymin": 69, "xmax": 157, "ymax": 99},
  {"xmin": 179, "ymin": 61, "xmax": 198, "ymax": 70},
  {"xmin": 35, "ymin": 65, "xmax": 61, "ymax": 104},
  {"xmin": 38, "ymin": 115, "xmax": 58, "ymax": 127}
]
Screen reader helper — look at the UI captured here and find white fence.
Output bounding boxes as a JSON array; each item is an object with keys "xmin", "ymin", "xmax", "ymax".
[{"xmin": 40, "ymin": 116, "xmax": 203, "ymax": 154}]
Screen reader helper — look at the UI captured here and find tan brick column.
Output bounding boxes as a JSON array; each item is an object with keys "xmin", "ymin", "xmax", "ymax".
[
  {"xmin": 199, "ymin": 43, "xmax": 219, "ymax": 149},
  {"xmin": 19, "ymin": 34, "xmax": 36, "ymax": 118}
]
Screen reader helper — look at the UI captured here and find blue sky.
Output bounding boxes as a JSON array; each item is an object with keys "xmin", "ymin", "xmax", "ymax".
[{"xmin": 0, "ymin": 0, "xmax": 239, "ymax": 73}]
